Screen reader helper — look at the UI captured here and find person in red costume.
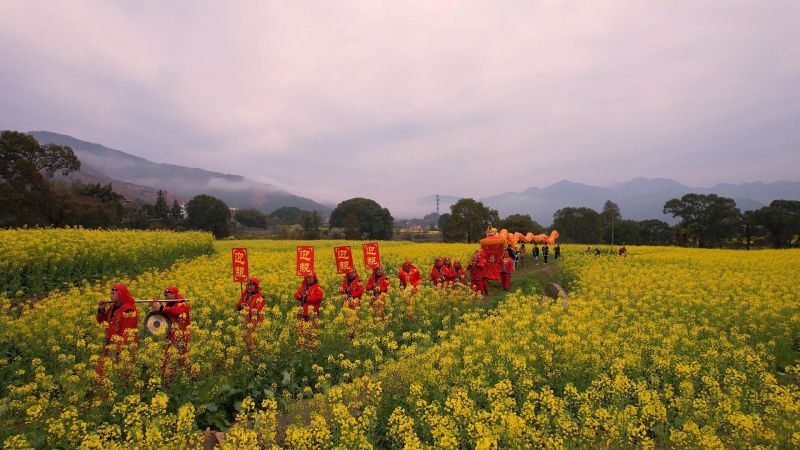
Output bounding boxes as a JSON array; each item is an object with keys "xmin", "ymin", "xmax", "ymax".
[
  {"xmin": 367, "ymin": 266, "xmax": 389, "ymax": 321},
  {"xmin": 399, "ymin": 260, "xmax": 422, "ymax": 291},
  {"xmin": 152, "ymin": 286, "xmax": 191, "ymax": 380},
  {"xmin": 295, "ymin": 272, "xmax": 324, "ymax": 320},
  {"xmin": 339, "ymin": 269, "xmax": 365, "ymax": 309},
  {"xmin": 451, "ymin": 259, "xmax": 467, "ymax": 284},
  {"xmin": 236, "ymin": 278, "xmax": 265, "ymax": 354},
  {"xmin": 468, "ymin": 251, "xmax": 488, "ymax": 295},
  {"xmin": 295, "ymin": 272, "xmax": 324, "ymax": 350},
  {"xmin": 500, "ymin": 256, "xmax": 514, "ymax": 290},
  {"xmin": 428, "ymin": 257, "xmax": 446, "ymax": 286},
  {"xmin": 441, "ymin": 257, "xmax": 455, "ymax": 283},
  {"xmin": 95, "ymin": 284, "xmax": 139, "ymax": 378},
  {"xmin": 367, "ymin": 266, "xmax": 389, "ymax": 296}
]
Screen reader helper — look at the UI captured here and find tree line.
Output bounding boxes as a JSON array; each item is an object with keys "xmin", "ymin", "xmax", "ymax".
[{"xmin": 438, "ymin": 196, "xmax": 799, "ymax": 248}]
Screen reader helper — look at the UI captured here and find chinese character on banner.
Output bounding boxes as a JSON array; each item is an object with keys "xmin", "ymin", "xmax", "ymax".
[
  {"xmin": 333, "ymin": 246, "xmax": 354, "ymax": 274},
  {"xmin": 232, "ymin": 248, "xmax": 249, "ymax": 282},
  {"xmin": 296, "ymin": 246, "xmax": 315, "ymax": 276},
  {"xmin": 362, "ymin": 242, "xmax": 381, "ymax": 269}
]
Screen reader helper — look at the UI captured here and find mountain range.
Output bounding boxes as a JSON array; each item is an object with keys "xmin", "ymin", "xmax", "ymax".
[
  {"xmin": 30, "ymin": 131, "xmax": 332, "ymax": 215},
  {"xmin": 28, "ymin": 131, "xmax": 800, "ymax": 224}
]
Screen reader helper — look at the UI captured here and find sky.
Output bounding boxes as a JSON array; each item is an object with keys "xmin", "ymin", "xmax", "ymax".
[{"xmin": 2, "ymin": 0, "xmax": 799, "ymax": 214}]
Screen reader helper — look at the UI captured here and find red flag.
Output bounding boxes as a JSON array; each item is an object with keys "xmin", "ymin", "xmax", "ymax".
[
  {"xmin": 362, "ymin": 242, "xmax": 381, "ymax": 269},
  {"xmin": 296, "ymin": 246, "xmax": 315, "ymax": 276},
  {"xmin": 232, "ymin": 247, "xmax": 249, "ymax": 282},
  {"xmin": 334, "ymin": 246, "xmax": 354, "ymax": 274}
]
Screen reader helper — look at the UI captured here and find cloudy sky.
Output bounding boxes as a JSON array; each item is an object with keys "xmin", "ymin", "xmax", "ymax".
[{"xmin": 2, "ymin": 1, "xmax": 799, "ymax": 213}]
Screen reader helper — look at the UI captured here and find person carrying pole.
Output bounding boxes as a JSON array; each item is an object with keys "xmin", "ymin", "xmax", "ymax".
[
  {"xmin": 152, "ymin": 286, "xmax": 191, "ymax": 380},
  {"xmin": 95, "ymin": 284, "xmax": 139, "ymax": 380}
]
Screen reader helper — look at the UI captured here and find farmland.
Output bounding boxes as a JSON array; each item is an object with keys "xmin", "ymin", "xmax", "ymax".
[{"xmin": 1, "ymin": 230, "xmax": 799, "ymax": 448}]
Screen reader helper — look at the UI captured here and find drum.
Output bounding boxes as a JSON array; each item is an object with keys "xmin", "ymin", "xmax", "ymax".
[{"xmin": 144, "ymin": 311, "xmax": 171, "ymax": 337}]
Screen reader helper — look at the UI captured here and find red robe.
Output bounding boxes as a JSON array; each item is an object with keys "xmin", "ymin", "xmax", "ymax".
[
  {"xmin": 367, "ymin": 272, "xmax": 389, "ymax": 295},
  {"xmin": 295, "ymin": 277, "xmax": 324, "ymax": 317},
  {"xmin": 428, "ymin": 265, "xmax": 446, "ymax": 285},
  {"xmin": 500, "ymin": 257, "xmax": 514, "ymax": 290},
  {"xmin": 339, "ymin": 274, "xmax": 365, "ymax": 308},
  {"xmin": 340, "ymin": 275, "xmax": 365, "ymax": 298},
  {"xmin": 451, "ymin": 264, "xmax": 466, "ymax": 283},
  {"xmin": 158, "ymin": 287, "xmax": 190, "ymax": 374},
  {"xmin": 469, "ymin": 258, "xmax": 487, "ymax": 294},
  {"xmin": 96, "ymin": 284, "xmax": 138, "ymax": 346},
  {"xmin": 399, "ymin": 264, "xmax": 422, "ymax": 288},
  {"xmin": 161, "ymin": 299, "xmax": 190, "ymax": 345},
  {"xmin": 236, "ymin": 278, "xmax": 266, "ymax": 326}
]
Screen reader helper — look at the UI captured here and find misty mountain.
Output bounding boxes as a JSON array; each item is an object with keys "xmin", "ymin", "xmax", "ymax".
[
  {"xmin": 412, "ymin": 178, "xmax": 800, "ymax": 225},
  {"xmin": 30, "ymin": 131, "xmax": 331, "ymax": 215}
]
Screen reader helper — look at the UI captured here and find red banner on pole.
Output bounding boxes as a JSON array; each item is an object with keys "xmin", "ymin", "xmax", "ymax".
[
  {"xmin": 362, "ymin": 242, "xmax": 381, "ymax": 269},
  {"xmin": 296, "ymin": 246, "xmax": 315, "ymax": 276},
  {"xmin": 334, "ymin": 246, "xmax": 354, "ymax": 274},
  {"xmin": 232, "ymin": 247, "xmax": 249, "ymax": 282}
]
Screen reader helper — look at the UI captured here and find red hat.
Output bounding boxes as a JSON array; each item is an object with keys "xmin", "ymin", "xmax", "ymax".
[
  {"xmin": 111, "ymin": 284, "xmax": 135, "ymax": 305},
  {"xmin": 246, "ymin": 278, "xmax": 261, "ymax": 290},
  {"xmin": 164, "ymin": 286, "xmax": 185, "ymax": 299}
]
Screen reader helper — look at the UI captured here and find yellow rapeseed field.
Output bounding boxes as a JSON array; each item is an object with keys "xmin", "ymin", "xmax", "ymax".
[
  {"xmin": 275, "ymin": 246, "xmax": 800, "ymax": 449},
  {"xmin": 0, "ymin": 228, "xmax": 214, "ymax": 297},
  {"xmin": 2, "ymin": 234, "xmax": 799, "ymax": 449},
  {"xmin": 1, "ymin": 237, "xmax": 495, "ymax": 448}
]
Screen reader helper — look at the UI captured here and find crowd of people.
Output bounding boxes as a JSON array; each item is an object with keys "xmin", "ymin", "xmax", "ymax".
[
  {"xmin": 94, "ymin": 244, "xmax": 568, "ymax": 381},
  {"xmin": 584, "ymin": 245, "xmax": 628, "ymax": 256},
  {"xmin": 513, "ymin": 242, "xmax": 561, "ymax": 266}
]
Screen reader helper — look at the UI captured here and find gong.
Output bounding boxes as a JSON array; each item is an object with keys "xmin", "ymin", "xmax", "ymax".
[{"xmin": 144, "ymin": 311, "xmax": 171, "ymax": 337}]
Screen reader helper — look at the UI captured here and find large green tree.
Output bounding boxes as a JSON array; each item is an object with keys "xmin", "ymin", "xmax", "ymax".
[
  {"xmin": 748, "ymin": 200, "xmax": 800, "ymax": 248},
  {"xmin": 269, "ymin": 206, "xmax": 306, "ymax": 225},
  {"xmin": 638, "ymin": 219, "xmax": 672, "ymax": 245},
  {"xmin": 0, "ymin": 131, "xmax": 81, "ymax": 226},
  {"xmin": 301, "ymin": 211, "xmax": 322, "ymax": 240},
  {"xmin": 663, "ymin": 193, "xmax": 741, "ymax": 247},
  {"xmin": 605, "ymin": 219, "xmax": 640, "ymax": 245},
  {"xmin": 498, "ymin": 213, "xmax": 544, "ymax": 234},
  {"xmin": 442, "ymin": 198, "xmax": 499, "ymax": 243},
  {"xmin": 59, "ymin": 182, "xmax": 125, "ymax": 228},
  {"xmin": 601, "ymin": 200, "xmax": 622, "ymax": 244},
  {"xmin": 234, "ymin": 208, "xmax": 269, "ymax": 228},
  {"xmin": 169, "ymin": 200, "xmax": 184, "ymax": 228},
  {"xmin": 437, "ymin": 213, "xmax": 451, "ymax": 231},
  {"xmin": 552, "ymin": 207, "xmax": 603, "ymax": 243},
  {"xmin": 185, "ymin": 194, "xmax": 231, "ymax": 238},
  {"xmin": 329, "ymin": 198, "xmax": 394, "ymax": 240}
]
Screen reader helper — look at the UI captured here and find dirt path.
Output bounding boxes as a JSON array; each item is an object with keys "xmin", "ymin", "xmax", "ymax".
[{"xmin": 483, "ymin": 257, "xmax": 562, "ymax": 299}]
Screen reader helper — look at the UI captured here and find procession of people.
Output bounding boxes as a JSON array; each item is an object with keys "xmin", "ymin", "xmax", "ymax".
[{"xmin": 93, "ymin": 235, "xmax": 564, "ymax": 380}]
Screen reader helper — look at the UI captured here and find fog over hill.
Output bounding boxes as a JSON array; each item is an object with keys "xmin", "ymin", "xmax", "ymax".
[{"xmin": 30, "ymin": 131, "xmax": 332, "ymax": 215}]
